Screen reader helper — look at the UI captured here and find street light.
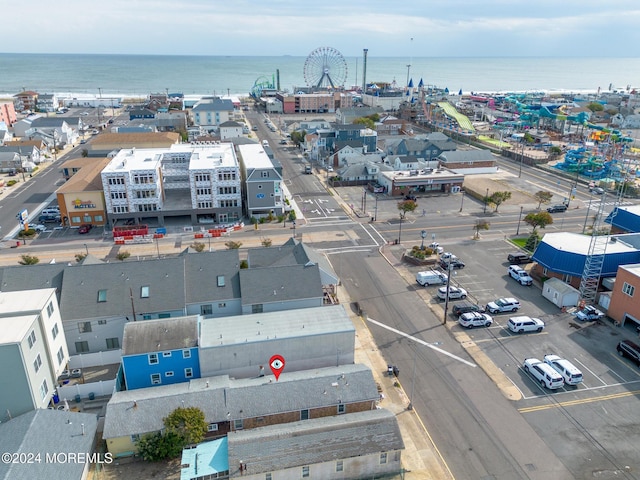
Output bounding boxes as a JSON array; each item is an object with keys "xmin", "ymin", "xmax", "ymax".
[
  {"xmin": 459, "ymin": 189, "xmax": 465, "ymax": 212},
  {"xmin": 518, "ymin": 140, "xmax": 525, "ymax": 178},
  {"xmin": 398, "ymin": 214, "xmax": 403, "ymax": 244},
  {"xmin": 374, "ymin": 194, "xmax": 379, "ymax": 222},
  {"xmin": 442, "ymin": 262, "xmax": 455, "ymax": 325},
  {"xmin": 483, "ymin": 188, "xmax": 489, "ymax": 214},
  {"xmin": 420, "ymin": 230, "xmax": 427, "ymax": 249},
  {"xmin": 83, "ymin": 243, "xmax": 88, "ymax": 256},
  {"xmin": 516, "ymin": 206, "xmax": 524, "ymax": 235}
]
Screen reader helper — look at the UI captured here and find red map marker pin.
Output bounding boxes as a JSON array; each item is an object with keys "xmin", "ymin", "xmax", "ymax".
[{"xmin": 269, "ymin": 354, "xmax": 285, "ymax": 381}]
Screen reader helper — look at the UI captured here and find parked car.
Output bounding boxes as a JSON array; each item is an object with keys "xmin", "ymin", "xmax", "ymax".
[
  {"xmin": 592, "ymin": 187, "xmax": 605, "ymax": 195},
  {"xmin": 616, "ymin": 340, "xmax": 640, "ymax": 367},
  {"xmin": 404, "ymin": 194, "xmax": 417, "ymax": 201},
  {"xmin": 575, "ymin": 305, "xmax": 604, "ymax": 321},
  {"xmin": 32, "ymin": 224, "xmax": 47, "ymax": 232},
  {"xmin": 436, "ymin": 286, "xmax": 467, "ymax": 301},
  {"xmin": 507, "ymin": 252, "xmax": 532, "ymax": 264},
  {"xmin": 428, "ymin": 242, "xmax": 444, "ymax": 254},
  {"xmin": 507, "ymin": 315, "xmax": 544, "ymax": 333},
  {"xmin": 523, "ymin": 358, "xmax": 564, "ymax": 389},
  {"xmin": 39, "ymin": 215, "xmax": 61, "ymax": 223},
  {"xmin": 439, "ymin": 258, "xmax": 465, "ymax": 269},
  {"xmin": 458, "ymin": 312, "xmax": 493, "ymax": 329},
  {"xmin": 416, "ymin": 270, "xmax": 447, "ymax": 286},
  {"xmin": 508, "ymin": 265, "xmax": 533, "ymax": 286},
  {"xmin": 78, "ymin": 224, "xmax": 93, "ymax": 234},
  {"xmin": 547, "ymin": 204, "xmax": 568, "ymax": 213},
  {"xmin": 486, "ymin": 297, "xmax": 521, "ymax": 314},
  {"xmin": 452, "ymin": 301, "xmax": 485, "ymax": 317},
  {"xmin": 543, "ymin": 354, "xmax": 583, "ymax": 385}
]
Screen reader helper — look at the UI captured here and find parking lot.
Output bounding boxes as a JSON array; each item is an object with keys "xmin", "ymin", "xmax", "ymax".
[{"xmin": 405, "ymin": 239, "xmax": 640, "ymax": 402}]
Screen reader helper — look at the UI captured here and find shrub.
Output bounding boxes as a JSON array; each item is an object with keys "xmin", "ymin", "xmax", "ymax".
[{"xmin": 116, "ymin": 251, "xmax": 131, "ymax": 261}]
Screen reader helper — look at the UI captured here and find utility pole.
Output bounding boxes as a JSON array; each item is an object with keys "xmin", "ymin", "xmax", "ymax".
[{"xmin": 516, "ymin": 206, "xmax": 524, "ymax": 235}]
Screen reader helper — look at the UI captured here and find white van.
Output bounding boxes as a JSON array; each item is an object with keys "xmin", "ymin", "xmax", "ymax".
[
  {"xmin": 523, "ymin": 358, "xmax": 564, "ymax": 389},
  {"xmin": 416, "ymin": 270, "xmax": 447, "ymax": 286},
  {"xmin": 543, "ymin": 354, "xmax": 583, "ymax": 385}
]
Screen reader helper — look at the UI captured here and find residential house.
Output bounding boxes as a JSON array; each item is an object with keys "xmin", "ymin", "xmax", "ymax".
[
  {"xmin": 121, "ymin": 315, "xmax": 200, "ymax": 390},
  {"xmin": 376, "ymin": 115, "xmax": 408, "ymax": 135},
  {"xmin": 237, "ymin": 143, "xmax": 284, "ymax": 218},
  {"xmin": 382, "ymin": 132, "xmax": 456, "ymax": 159},
  {"xmin": 336, "ymin": 106, "xmax": 384, "ymax": 124},
  {"xmin": 55, "ymin": 157, "xmax": 112, "ymax": 227},
  {"xmin": 0, "ymin": 143, "xmax": 43, "ymax": 166},
  {"xmin": 0, "ymin": 151, "xmax": 22, "ymax": 173},
  {"xmin": 0, "ymin": 100, "xmax": 17, "ymax": 126},
  {"xmin": 36, "ymin": 93, "xmax": 59, "ymax": 112},
  {"xmin": 199, "ymin": 305, "xmax": 354, "ymax": 379},
  {"xmin": 0, "ymin": 289, "xmax": 69, "ymax": 420},
  {"xmin": 128, "ymin": 108, "xmax": 156, "ymax": 120},
  {"xmin": 226, "ymin": 409, "xmax": 404, "ymax": 480},
  {"xmin": 103, "ymin": 363, "xmax": 378, "ymax": 457},
  {"xmin": 13, "ymin": 91, "xmax": 38, "ymax": 113},
  {"xmin": 191, "ymin": 98, "xmax": 235, "ymax": 131},
  {"xmin": 0, "ymin": 409, "xmax": 98, "ymax": 480},
  {"xmin": 219, "ymin": 120, "xmax": 245, "ymax": 140},
  {"xmin": 606, "ymin": 264, "xmax": 640, "ymax": 329}
]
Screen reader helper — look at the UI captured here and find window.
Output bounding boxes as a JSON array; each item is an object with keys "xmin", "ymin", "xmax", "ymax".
[
  {"xmin": 302, "ymin": 466, "xmax": 310, "ymax": 478},
  {"xmin": 218, "ymin": 303, "xmax": 226, "ymax": 308},
  {"xmin": 151, "ymin": 373, "xmax": 161, "ymax": 385},
  {"xmin": 393, "ymin": 451, "xmax": 400, "ymax": 462},
  {"xmin": 33, "ymin": 354, "xmax": 42, "ymax": 373},
  {"xmin": 75, "ymin": 341, "xmax": 89, "ymax": 353},
  {"xmin": 98, "ymin": 319, "xmax": 107, "ymax": 325},
  {"xmin": 380, "ymin": 452, "xmax": 388, "ymax": 464},
  {"xmin": 201, "ymin": 304, "xmax": 213, "ymax": 316},
  {"xmin": 337, "ymin": 403, "xmax": 346, "ymax": 414},
  {"xmin": 57, "ymin": 347, "xmax": 64, "ymax": 365},
  {"xmin": 623, "ymin": 282, "xmax": 635, "ymax": 297},
  {"xmin": 165, "ymin": 371, "xmax": 174, "ymax": 377},
  {"xmin": 97, "ymin": 290, "xmax": 107, "ymax": 302},
  {"xmin": 83, "ymin": 215, "xmax": 92, "ymax": 223},
  {"xmin": 131, "ymin": 434, "xmax": 140, "ymax": 442},
  {"xmin": 46, "ymin": 301, "xmax": 54, "ymax": 317},
  {"xmin": 185, "ymin": 367, "xmax": 193, "ymax": 378},
  {"xmin": 234, "ymin": 419, "xmax": 243, "ymax": 430},
  {"xmin": 141, "ymin": 286, "xmax": 150, "ymax": 298},
  {"xmin": 27, "ymin": 330, "xmax": 36, "ymax": 348},
  {"xmin": 542, "ymin": 267, "xmax": 548, "ymax": 276},
  {"xmin": 207, "ymin": 423, "xmax": 218, "ymax": 432},
  {"xmin": 160, "ymin": 352, "xmax": 171, "ymax": 358},
  {"xmin": 106, "ymin": 337, "xmax": 120, "ymax": 349},
  {"xmin": 562, "ymin": 273, "xmax": 572, "ymax": 283},
  {"xmin": 52, "ymin": 323, "xmax": 59, "ymax": 339},
  {"xmin": 217, "ymin": 275, "xmax": 225, "ymax": 287},
  {"xmin": 78, "ymin": 321, "xmax": 92, "ymax": 333},
  {"xmin": 300, "ymin": 409, "xmax": 309, "ymax": 420},
  {"xmin": 183, "ymin": 350, "xmax": 191, "ymax": 359},
  {"xmin": 148, "ymin": 353, "xmax": 158, "ymax": 364},
  {"xmin": 261, "ymin": 171, "xmax": 269, "ymax": 178},
  {"xmin": 265, "ymin": 474, "xmax": 272, "ymax": 480},
  {"xmin": 336, "ymin": 460, "xmax": 343, "ymax": 472},
  {"xmin": 40, "ymin": 379, "xmax": 48, "ymax": 400},
  {"xmin": 71, "ymin": 216, "xmax": 81, "ymax": 223},
  {"xmin": 197, "ymin": 201, "xmax": 213, "ymax": 209},
  {"xmin": 252, "ymin": 304, "xmax": 263, "ymax": 314},
  {"xmin": 95, "ymin": 215, "xmax": 103, "ymax": 222}
]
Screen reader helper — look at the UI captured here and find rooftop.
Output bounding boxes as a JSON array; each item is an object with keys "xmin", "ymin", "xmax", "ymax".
[
  {"xmin": 237, "ymin": 143, "xmax": 275, "ymax": 169},
  {"xmin": 542, "ymin": 232, "xmax": 639, "ymax": 255},
  {"xmin": 122, "ymin": 315, "xmax": 199, "ymax": 356},
  {"xmin": 199, "ymin": 304, "xmax": 353, "ymax": 347},
  {"xmin": 0, "ymin": 288, "xmax": 55, "ymax": 317}
]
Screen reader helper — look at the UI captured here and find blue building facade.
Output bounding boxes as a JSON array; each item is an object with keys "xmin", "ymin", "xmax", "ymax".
[{"xmin": 122, "ymin": 347, "xmax": 200, "ymax": 390}]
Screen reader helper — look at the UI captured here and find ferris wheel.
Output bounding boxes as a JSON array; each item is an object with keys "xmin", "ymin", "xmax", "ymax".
[{"xmin": 303, "ymin": 47, "xmax": 348, "ymax": 89}]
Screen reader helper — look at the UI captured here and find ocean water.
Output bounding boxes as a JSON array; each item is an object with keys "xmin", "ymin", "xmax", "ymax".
[{"xmin": 0, "ymin": 53, "xmax": 639, "ymax": 98}]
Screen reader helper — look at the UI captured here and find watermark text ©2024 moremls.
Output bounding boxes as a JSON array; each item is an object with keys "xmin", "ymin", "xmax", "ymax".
[{"xmin": 2, "ymin": 452, "xmax": 113, "ymax": 465}]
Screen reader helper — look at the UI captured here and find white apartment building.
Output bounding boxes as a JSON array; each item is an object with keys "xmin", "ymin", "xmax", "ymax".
[
  {"xmin": 0, "ymin": 289, "xmax": 69, "ymax": 420},
  {"xmin": 101, "ymin": 143, "xmax": 242, "ymax": 226}
]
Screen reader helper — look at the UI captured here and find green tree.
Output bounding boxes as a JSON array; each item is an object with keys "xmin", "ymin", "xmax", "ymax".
[
  {"xmin": 488, "ymin": 191, "xmax": 512, "ymax": 212},
  {"xmin": 225, "ymin": 241, "xmax": 242, "ymax": 249},
  {"xmin": 353, "ymin": 117, "xmax": 375, "ymax": 129},
  {"xmin": 261, "ymin": 237, "xmax": 273, "ymax": 247},
  {"xmin": 534, "ymin": 190, "xmax": 553, "ymax": 209},
  {"xmin": 524, "ymin": 211, "xmax": 553, "ymax": 232},
  {"xmin": 18, "ymin": 254, "xmax": 39, "ymax": 265},
  {"xmin": 586, "ymin": 102, "xmax": 604, "ymax": 112},
  {"xmin": 75, "ymin": 253, "xmax": 87, "ymax": 263},
  {"xmin": 239, "ymin": 259, "xmax": 248, "ymax": 269},
  {"xmin": 136, "ymin": 431, "xmax": 184, "ymax": 462},
  {"xmin": 290, "ymin": 130, "xmax": 307, "ymax": 146},
  {"xmin": 164, "ymin": 407, "xmax": 207, "ymax": 446},
  {"xmin": 473, "ymin": 219, "xmax": 490, "ymax": 240},
  {"xmin": 397, "ymin": 200, "xmax": 417, "ymax": 219}
]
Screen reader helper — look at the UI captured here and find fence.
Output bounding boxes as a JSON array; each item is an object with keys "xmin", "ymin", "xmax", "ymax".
[
  {"xmin": 58, "ymin": 379, "xmax": 116, "ymax": 401},
  {"xmin": 68, "ymin": 349, "xmax": 122, "ymax": 369}
]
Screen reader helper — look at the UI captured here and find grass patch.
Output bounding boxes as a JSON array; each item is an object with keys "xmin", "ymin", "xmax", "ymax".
[{"xmin": 509, "ymin": 237, "xmax": 530, "ymax": 250}]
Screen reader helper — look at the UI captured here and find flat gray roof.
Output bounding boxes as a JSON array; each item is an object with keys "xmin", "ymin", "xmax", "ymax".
[
  {"xmin": 122, "ymin": 315, "xmax": 199, "ymax": 355},
  {"xmin": 199, "ymin": 305, "xmax": 354, "ymax": 347}
]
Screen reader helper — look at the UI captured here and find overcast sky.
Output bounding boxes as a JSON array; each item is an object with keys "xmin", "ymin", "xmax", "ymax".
[{"xmin": 6, "ymin": 0, "xmax": 640, "ymax": 57}]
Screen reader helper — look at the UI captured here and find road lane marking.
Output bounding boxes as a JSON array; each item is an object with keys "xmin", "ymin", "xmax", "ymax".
[
  {"xmin": 519, "ymin": 389, "xmax": 640, "ymax": 413},
  {"xmin": 366, "ymin": 317, "xmax": 476, "ymax": 367}
]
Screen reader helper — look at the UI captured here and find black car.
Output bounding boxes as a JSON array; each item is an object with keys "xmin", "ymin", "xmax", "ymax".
[
  {"xmin": 452, "ymin": 301, "xmax": 484, "ymax": 317},
  {"xmin": 507, "ymin": 252, "xmax": 532, "ymax": 264},
  {"xmin": 404, "ymin": 194, "xmax": 417, "ymax": 201},
  {"xmin": 440, "ymin": 258, "xmax": 465, "ymax": 269},
  {"xmin": 617, "ymin": 340, "xmax": 640, "ymax": 366},
  {"xmin": 547, "ymin": 204, "xmax": 568, "ymax": 213}
]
